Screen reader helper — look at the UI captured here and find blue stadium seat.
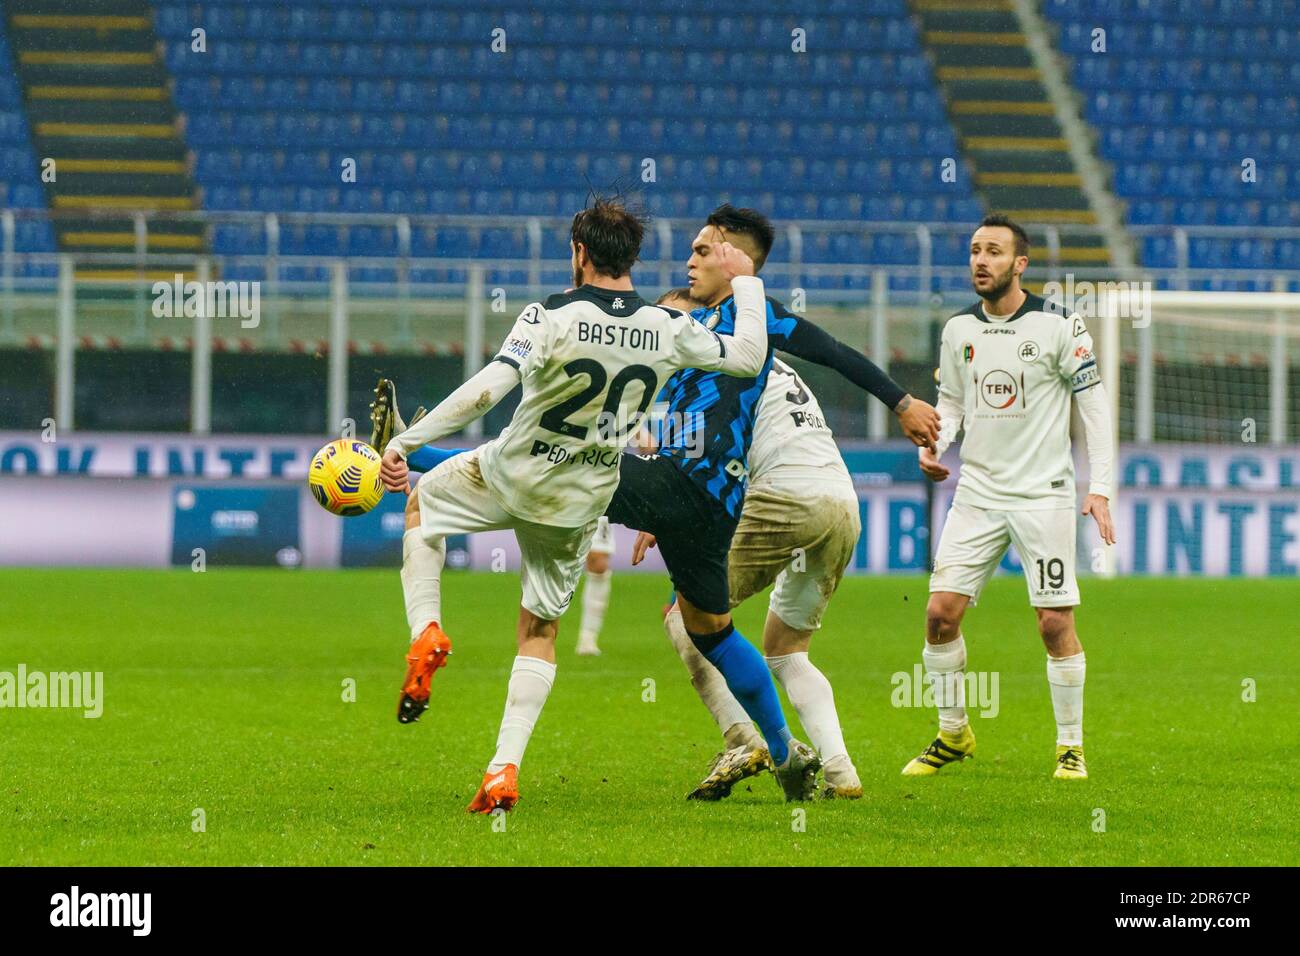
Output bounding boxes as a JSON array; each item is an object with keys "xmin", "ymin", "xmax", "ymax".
[
  {"xmin": 163, "ymin": 0, "xmax": 981, "ymax": 284},
  {"xmin": 1045, "ymin": 0, "xmax": 1300, "ymax": 262}
]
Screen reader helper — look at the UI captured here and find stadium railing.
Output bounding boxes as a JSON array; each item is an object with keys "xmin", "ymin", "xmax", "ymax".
[{"xmin": 2, "ymin": 209, "xmax": 1298, "ymax": 443}]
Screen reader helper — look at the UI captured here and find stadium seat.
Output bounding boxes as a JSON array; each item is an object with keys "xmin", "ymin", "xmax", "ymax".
[
  {"xmin": 156, "ymin": 0, "xmax": 982, "ymax": 279},
  {"xmin": 1045, "ymin": 0, "xmax": 1300, "ymax": 272}
]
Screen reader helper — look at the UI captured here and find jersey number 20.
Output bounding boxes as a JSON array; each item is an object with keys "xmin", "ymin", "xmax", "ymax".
[{"xmin": 539, "ymin": 359, "xmax": 657, "ymax": 441}]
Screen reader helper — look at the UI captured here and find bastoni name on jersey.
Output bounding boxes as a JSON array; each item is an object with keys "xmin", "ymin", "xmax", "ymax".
[{"xmin": 575, "ymin": 321, "xmax": 661, "ymax": 351}]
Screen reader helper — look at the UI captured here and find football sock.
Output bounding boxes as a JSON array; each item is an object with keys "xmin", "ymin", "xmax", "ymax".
[
  {"xmin": 766, "ymin": 652, "xmax": 849, "ymax": 764},
  {"xmin": 487, "ymin": 656, "xmax": 556, "ymax": 772},
  {"xmin": 690, "ymin": 622, "xmax": 793, "ymax": 765},
  {"xmin": 401, "ymin": 528, "xmax": 445, "ymax": 641},
  {"xmin": 1046, "ymin": 651, "xmax": 1086, "ymax": 747},
  {"xmin": 577, "ymin": 569, "xmax": 612, "ymax": 647},
  {"xmin": 663, "ymin": 606, "xmax": 756, "ymax": 745},
  {"xmin": 407, "ymin": 445, "xmax": 468, "ymax": 474},
  {"xmin": 923, "ymin": 635, "xmax": 968, "ymax": 734}
]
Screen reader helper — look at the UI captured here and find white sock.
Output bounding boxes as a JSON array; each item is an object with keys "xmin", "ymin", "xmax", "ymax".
[
  {"xmin": 766, "ymin": 652, "xmax": 849, "ymax": 764},
  {"xmin": 577, "ymin": 569, "xmax": 612, "ymax": 645},
  {"xmin": 923, "ymin": 635, "xmax": 968, "ymax": 734},
  {"xmin": 487, "ymin": 656, "xmax": 556, "ymax": 772},
  {"xmin": 1047, "ymin": 651, "xmax": 1086, "ymax": 746},
  {"xmin": 664, "ymin": 605, "xmax": 759, "ymax": 747},
  {"xmin": 401, "ymin": 528, "xmax": 445, "ymax": 642}
]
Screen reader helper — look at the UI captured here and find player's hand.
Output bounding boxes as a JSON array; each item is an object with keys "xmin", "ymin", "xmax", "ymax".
[
  {"xmin": 631, "ymin": 532, "xmax": 658, "ymax": 566},
  {"xmin": 895, "ymin": 394, "xmax": 939, "ymax": 452},
  {"xmin": 380, "ymin": 449, "xmax": 410, "ymax": 494},
  {"xmin": 633, "ymin": 427, "xmax": 658, "ymax": 455},
  {"xmin": 1083, "ymin": 494, "xmax": 1116, "ymax": 546},
  {"xmin": 918, "ymin": 445, "xmax": 949, "ymax": 482},
  {"xmin": 713, "ymin": 241, "xmax": 755, "ymax": 281}
]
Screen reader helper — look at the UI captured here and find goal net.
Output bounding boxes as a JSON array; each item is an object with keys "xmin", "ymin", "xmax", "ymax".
[{"xmin": 1099, "ymin": 289, "xmax": 1300, "ymax": 445}]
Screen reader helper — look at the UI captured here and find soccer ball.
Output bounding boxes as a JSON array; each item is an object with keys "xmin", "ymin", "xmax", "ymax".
[{"xmin": 308, "ymin": 439, "xmax": 385, "ymax": 516}]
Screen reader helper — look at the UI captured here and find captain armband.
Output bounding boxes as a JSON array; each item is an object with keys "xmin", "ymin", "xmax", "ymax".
[{"xmin": 1071, "ymin": 361, "xmax": 1101, "ymax": 392}]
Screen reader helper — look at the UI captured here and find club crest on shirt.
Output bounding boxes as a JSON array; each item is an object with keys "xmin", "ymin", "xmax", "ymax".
[
  {"xmin": 705, "ymin": 310, "xmax": 722, "ymax": 330},
  {"xmin": 1018, "ymin": 340, "xmax": 1040, "ymax": 362},
  {"xmin": 962, "ymin": 342, "xmax": 974, "ymax": 363}
]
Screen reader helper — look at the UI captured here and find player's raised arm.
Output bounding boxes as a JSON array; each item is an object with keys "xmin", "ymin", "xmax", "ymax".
[
  {"xmin": 771, "ymin": 310, "xmax": 940, "ymax": 449},
  {"xmin": 711, "ymin": 242, "xmax": 768, "ymax": 375},
  {"xmin": 671, "ymin": 242, "xmax": 768, "ymax": 377}
]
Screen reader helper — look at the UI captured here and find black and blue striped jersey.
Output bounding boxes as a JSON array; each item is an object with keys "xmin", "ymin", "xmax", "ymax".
[{"xmin": 657, "ymin": 294, "xmax": 908, "ymax": 519}]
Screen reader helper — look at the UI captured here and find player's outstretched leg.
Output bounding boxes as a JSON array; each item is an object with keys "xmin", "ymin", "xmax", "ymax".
[
  {"xmin": 664, "ymin": 604, "xmax": 770, "ymax": 800},
  {"xmin": 763, "ymin": 613, "xmax": 860, "ymax": 799},
  {"xmin": 369, "ymin": 378, "xmax": 397, "ymax": 452},
  {"xmin": 468, "ymin": 609, "xmax": 560, "ymax": 814},
  {"xmin": 1039, "ymin": 608, "xmax": 1087, "ymax": 780},
  {"xmin": 902, "ymin": 592, "xmax": 976, "ymax": 775},
  {"xmin": 575, "ymin": 523, "xmax": 613, "ymax": 656},
  {"xmin": 370, "ymin": 377, "xmax": 471, "ymax": 479},
  {"xmin": 397, "ymin": 488, "xmax": 452, "ymax": 724},
  {"xmin": 575, "ymin": 568, "xmax": 610, "ymax": 655},
  {"xmin": 368, "ymin": 377, "xmax": 426, "ymax": 453},
  {"xmin": 680, "ymin": 599, "xmax": 819, "ymax": 801}
]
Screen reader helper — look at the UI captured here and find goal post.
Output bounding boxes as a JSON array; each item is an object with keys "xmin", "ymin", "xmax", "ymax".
[
  {"xmin": 1090, "ymin": 285, "xmax": 1300, "ymax": 576},
  {"xmin": 1102, "ymin": 287, "xmax": 1300, "ymax": 447}
]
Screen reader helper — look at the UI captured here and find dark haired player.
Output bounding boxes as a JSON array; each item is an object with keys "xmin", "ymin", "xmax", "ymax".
[
  {"xmin": 903, "ymin": 214, "xmax": 1115, "ymax": 781},
  {"xmin": 377, "ymin": 203, "xmax": 942, "ymax": 802},
  {"xmin": 604, "ymin": 204, "xmax": 940, "ymax": 798},
  {"xmin": 376, "ymin": 200, "xmax": 777, "ymax": 813}
]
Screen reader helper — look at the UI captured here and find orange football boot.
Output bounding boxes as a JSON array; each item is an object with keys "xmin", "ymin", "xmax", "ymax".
[
  {"xmin": 396, "ymin": 622, "xmax": 451, "ymax": 724},
  {"xmin": 467, "ymin": 765, "xmax": 519, "ymax": 814}
]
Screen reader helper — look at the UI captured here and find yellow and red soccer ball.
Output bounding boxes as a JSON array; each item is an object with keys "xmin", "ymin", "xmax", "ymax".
[{"xmin": 308, "ymin": 439, "xmax": 384, "ymax": 516}]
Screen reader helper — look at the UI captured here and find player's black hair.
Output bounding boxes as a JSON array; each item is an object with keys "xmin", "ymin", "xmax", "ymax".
[
  {"xmin": 705, "ymin": 203, "xmax": 775, "ymax": 271},
  {"xmin": 655, "ymin": 287, "xmax": 699, "ymax": 307},
  {"xmin": 978, "ymin": 213, "xmax": 1030, "ymax": 259},
  {"xmin": 570, "ymin": 194, "xmax": 646, "ymax": 279}
]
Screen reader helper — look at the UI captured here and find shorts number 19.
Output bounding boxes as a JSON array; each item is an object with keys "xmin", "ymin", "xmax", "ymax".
[{"xmin": 1036, "ymin": 557, "xmax": 1065, "ymax": 591}]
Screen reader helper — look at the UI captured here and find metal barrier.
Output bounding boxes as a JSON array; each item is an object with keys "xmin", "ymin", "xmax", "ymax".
[{"xmin": 2, "ymin": 210, "xmax": 1298, "ymax": 442}]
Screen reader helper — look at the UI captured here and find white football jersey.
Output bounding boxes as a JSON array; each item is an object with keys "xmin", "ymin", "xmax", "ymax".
[
  {"xmin": 938, "ymin": 292, "xmax": 1101, "ymax": 510},
  {"xmin": 748, "ymin": 358, "xmax": 852, "ymax": 489},
  {"xmin": 477, "ymin": 285, "xmax": 734, "ymax": 527}
]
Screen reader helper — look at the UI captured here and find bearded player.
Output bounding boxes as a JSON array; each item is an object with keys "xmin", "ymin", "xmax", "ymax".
[
  {"xmin": 377, "ymin": 199, "xmax": 806, "ymax": 813},
  {"xmin": 903, "ymin": 214, "xmax": 1116, "ymax": 781}
]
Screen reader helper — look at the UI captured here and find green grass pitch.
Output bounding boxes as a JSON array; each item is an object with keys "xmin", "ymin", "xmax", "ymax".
[{"xmin": 1, "ymin": 568, "xmax": 1295, "ymax": 866}]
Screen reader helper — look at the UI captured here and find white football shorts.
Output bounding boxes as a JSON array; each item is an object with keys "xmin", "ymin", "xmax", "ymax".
[
  {"xmin": 415, "ymin": 450, "xmax": 597, "ymax": 620},
  {"xmin": 728, "ymin": 483, "xmax": 861, "ymax": 632},
  {"xmin": 930, "ymin": 501, "xmax": 1080, "ymax": 608}
]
